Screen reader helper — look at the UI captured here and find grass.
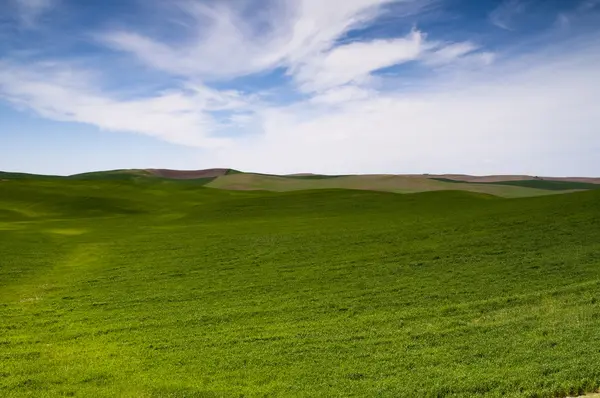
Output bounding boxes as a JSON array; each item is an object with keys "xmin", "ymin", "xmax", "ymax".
[{"xmin": 1, "ymin": 179, "xmax": 600, "ymax": 397}]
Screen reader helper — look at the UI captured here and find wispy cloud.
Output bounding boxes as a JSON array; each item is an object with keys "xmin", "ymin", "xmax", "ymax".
[
  {"xmin": 292, "ymin": 29, "xmax": 426, "ymax": 93},
  {"xmin": 0, "ymin": 61, "xmax": 246, "ymax": 147},
  {"xmin": 12, "ymin": 0, "xmax": 57, "ymax": 27},
  {"xmin": 556, "ymin": 0, "xmax": 600, "ymax": 29},
  {"xmin": 579, "ymin": 0, "xmax": 600, "ymax": 11},
  {"xmin": 490, "ymin": 0, "xmax": 528, "ymax": 30},
  {"xmin": 423, "ymin": 42, "xmax": 479, "ymax": 66}
]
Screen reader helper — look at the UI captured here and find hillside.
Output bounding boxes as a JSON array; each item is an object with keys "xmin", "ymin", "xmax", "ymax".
[{"xmin": 1, "ymin": 178, "xmax": 600, "ymax": 397}]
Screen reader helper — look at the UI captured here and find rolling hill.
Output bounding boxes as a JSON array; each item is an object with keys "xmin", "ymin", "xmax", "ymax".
[{"xmin": 1, "ymin": 169, "xmax": 599, "ymax": 198}]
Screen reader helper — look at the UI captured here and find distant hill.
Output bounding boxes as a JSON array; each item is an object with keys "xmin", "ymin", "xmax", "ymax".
[
  {"xmin": 1, "ymin": 169, "xmax": 599, "ymax": 198},
  {"xmin": 0, "ymin": 171, "xmax": 64, "ymax": 180}
]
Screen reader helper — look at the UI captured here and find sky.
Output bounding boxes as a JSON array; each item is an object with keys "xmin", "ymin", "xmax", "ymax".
[{"xmin": 0, "ymin": 0, "xmax": 599, "ymax": 176}]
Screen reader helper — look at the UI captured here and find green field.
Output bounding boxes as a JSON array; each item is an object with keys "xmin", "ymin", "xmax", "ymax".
[{"xmin": 1, "ymin": 177, "xmax": 600, "ymax": 397}]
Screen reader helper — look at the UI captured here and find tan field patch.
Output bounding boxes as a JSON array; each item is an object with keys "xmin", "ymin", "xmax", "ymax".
[{"xmin": 205, "ymin": 173, "xmax": 562, "ymax": 198}]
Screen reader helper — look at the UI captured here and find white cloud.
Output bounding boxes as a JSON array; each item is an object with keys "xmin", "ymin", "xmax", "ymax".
[
  {"xmin": 423, "ymin": 42, "xmax": 479, "ymax": 66},
  {"xmin": 292, "ymin": 30, "xmax": 424, "ymax": 92},
  {"xmin": 309, "ymin": 86, "xmax": 375, "ymax": 105},
  {"xmin": 0, "ymin": 62, "xmax": 239, "ymax": 147}
]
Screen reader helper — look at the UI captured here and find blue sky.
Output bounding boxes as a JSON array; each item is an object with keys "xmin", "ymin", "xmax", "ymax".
[{"xmin": 0, "ymin": 0, "xmax": 599, "ymax": 176}]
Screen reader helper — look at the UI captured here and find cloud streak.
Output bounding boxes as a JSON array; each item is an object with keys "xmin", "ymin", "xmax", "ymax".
[
  {"xmin": 490, "ymin": 0, "xmax": 528, "ymax": 31},
  {"xmin": 292, "ymin": 30, "xmax": 425, "ymax": 92}
]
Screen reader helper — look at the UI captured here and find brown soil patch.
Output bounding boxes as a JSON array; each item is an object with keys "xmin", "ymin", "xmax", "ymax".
[{"xmin": 146, "ymin": 168, "xmax": 230, "ymax": 180}]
